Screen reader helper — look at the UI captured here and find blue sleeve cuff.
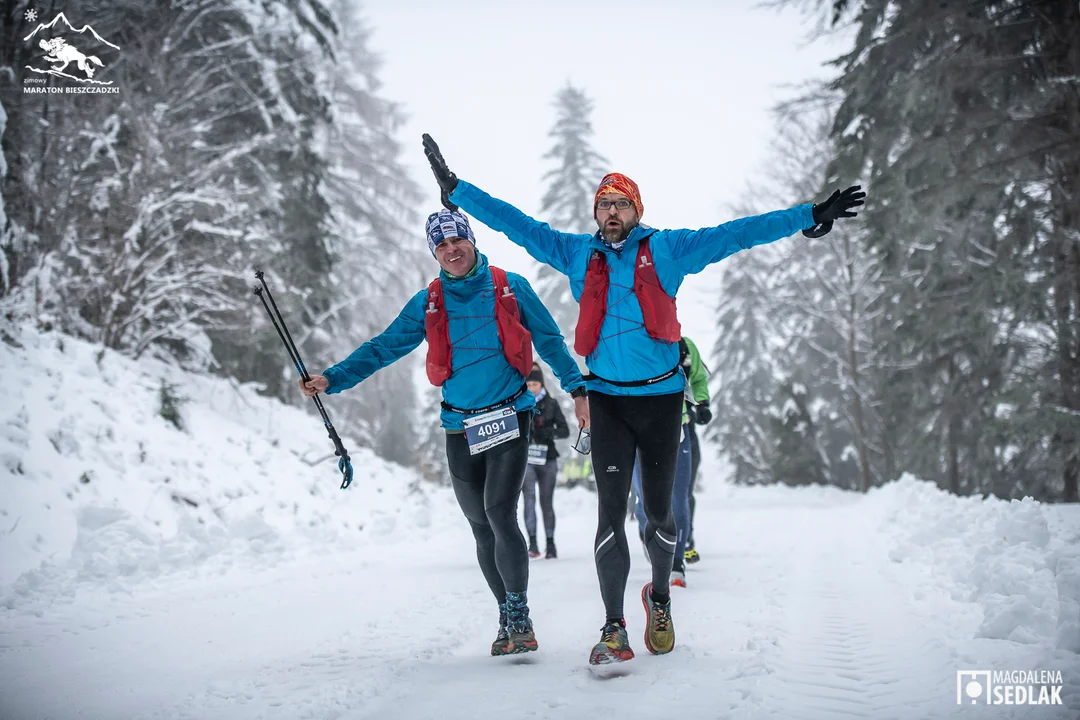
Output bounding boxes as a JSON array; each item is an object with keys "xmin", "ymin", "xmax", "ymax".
[{"xmin": 323, "ymin": 366, "xmax": 343, "ymax": 394}]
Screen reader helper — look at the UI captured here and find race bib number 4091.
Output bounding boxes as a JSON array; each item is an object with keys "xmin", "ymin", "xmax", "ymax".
[{"xmin": 463, "ymin": 407, "xmax": 520, "ymax": 455}]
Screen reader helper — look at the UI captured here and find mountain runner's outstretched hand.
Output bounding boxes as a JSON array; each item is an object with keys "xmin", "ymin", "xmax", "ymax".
[
  {"xmin": 423, "ymin": 133, "xmax": 459, "ymax": 211},
  {"xmin": 803, "ymin": 185, "xmax": 866, "ymax": 238}
]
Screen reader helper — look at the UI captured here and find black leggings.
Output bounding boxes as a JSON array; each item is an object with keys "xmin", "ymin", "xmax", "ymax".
[
  {"xmin": 589, "ymin": 391, "xmax": 683, "ymax": 621},
  {"xmin": 687, "ymin": 420, "xmax": 701, "ymax": 545},
  {"xmin": 523, "ymin": 460, "xmax": 557, "ymax": 539},
  {"xmin": 445, "ymin": 411, "xmax": 531, "ymax": 602}
]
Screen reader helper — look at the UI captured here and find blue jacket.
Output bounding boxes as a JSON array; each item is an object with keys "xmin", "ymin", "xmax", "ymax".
[
  {"xmin": 450, "ymin": 181, "xmax": 816, "ymax": 396},
  {"xmin": 322, "ymin": 252, "xmax": 585, "ymax": 430}
]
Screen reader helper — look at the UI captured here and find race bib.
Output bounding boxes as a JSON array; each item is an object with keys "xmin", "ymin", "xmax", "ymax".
[
  {"xmin": 527, "ymin": 443, "xmax": 549, "ymax": 466},
  {"xmin": 463, "ymin": 406, "xmax": 520, "ymax": 455}
]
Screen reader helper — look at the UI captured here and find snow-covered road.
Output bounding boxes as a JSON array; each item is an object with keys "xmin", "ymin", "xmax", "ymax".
[{"xmin": 3, "ymin": 481, "xmax": 1076, "ymax": 720}]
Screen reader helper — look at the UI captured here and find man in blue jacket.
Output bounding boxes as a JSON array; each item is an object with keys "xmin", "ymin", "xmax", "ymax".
[
  {"xmin": 300, "ymin": 209, "xmax": 589, "ymax": 658},
  {"xmin": 421, "ymin": 133, "xmax": 864, "ymax": 665}
]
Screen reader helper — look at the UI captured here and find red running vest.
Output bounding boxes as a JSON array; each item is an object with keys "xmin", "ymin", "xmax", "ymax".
[
  {"xmin": 425, "ymin": 267, "xmax": 534, "ymax": 386},
  {"xmin": 575, "ymin": 236, "xmax": 681, "ymax": 357}
]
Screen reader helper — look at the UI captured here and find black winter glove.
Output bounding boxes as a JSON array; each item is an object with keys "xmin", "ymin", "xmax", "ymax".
[
  {"xmin": 422, "ymin": 133, "xmax": 460, "ymax": 211},
  {"xmin": 803, "ymin": 185, "xmax": 865, "ymax": 239},
  {"xmin": 694, "ymin": 403, "xmax": 713, "ymax": 425}
]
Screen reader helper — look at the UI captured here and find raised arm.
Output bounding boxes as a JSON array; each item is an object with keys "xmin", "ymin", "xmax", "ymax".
[
  {"xmin": 322, "ymin": 290, "xmax": 427, "ymax": 394},
  {"xmin": 451, "ymin": 181, "xmax": 584, "ymax": 275},
  {"xmin": 422, "ymin": 134, "xmax": 585, "ymax": 275},
  {"xmin": 664, "ymin": 205, "xmax": 815, "ymax": 275},
  {"xmin": 510, "ymin": 274, "xmax": 584, "ymax": 394},
  {"xmin": 665, "ymin": 185, "xmax": 865, "ymax": 274}
]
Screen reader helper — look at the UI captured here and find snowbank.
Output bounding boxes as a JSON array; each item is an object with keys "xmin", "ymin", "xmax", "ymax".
[
  {"xmin": 0, "ymin": 324, "xmax": 450, "ymax": 609},
  {"xmin": 871, "ymin": 474, "xmax": 1080, "ymax": 655}
]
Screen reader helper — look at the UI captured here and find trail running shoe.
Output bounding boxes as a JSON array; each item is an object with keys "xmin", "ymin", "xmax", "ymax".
[
  {"xmin": 491, "ymin": 603, "xmax": 510, "ymax": 656},
  {"xmin": 671, "ymin": 570, "xmax": 686, "ymax": 588},
  {"xmin": 642, "ymin": 583, "xmax": 675, "ymax": 655},
  {"xmin": 684, "ymin": 548, "xmax": 700, "ymax": 564},
  {"xmin": 528, "ymin": 535, "xmax": 541, "ymax": 559},
  {"xmin": 588, "ymin": 619, "xmax": 635, "ymax": 665},
  {"xmin": 508, "ymin": 621, "xmax": 537, "ymax": 654},
  {"xmin": 545, "ymin": 539, "xmax": 557, "ymax": 559}
]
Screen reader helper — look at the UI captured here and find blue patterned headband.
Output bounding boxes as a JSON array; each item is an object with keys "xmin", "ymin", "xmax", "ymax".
[{"xmin": 425, "ymin": 210, "xmax": 476, "ymax": 255}]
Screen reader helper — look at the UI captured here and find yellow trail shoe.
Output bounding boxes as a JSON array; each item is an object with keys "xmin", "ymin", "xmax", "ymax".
[
  {"xmin": 589, "ymin": 619, "xmax": 635, "ymax": 665},
  {"xmin": 641, "ymin": 583, "xmax": 675, "ymax": 655},
  {"xmin": 684, "ymin": 548, "xmax": 700, "ymax": 564}
]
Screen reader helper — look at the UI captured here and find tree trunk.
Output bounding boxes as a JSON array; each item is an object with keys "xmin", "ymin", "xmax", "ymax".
[
  {"xmin": 946, "ymin": 358, "xmax": 961, "ymax": 495},
  {"xmin": 1046, "ymin": 0, "xmax": 1080, "ymax": 502},
  {"xmin": 845, "ymin": 235, "xmax": 872, "ymax": 493}
]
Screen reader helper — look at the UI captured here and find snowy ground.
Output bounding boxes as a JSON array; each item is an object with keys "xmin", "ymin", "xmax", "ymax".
[{"xmin": 2, "ymin": 326, "xmax": 1079, "ymax": 719}]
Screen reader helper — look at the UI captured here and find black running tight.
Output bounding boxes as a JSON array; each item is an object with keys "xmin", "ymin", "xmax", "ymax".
[
  {"xmin": 588, "ymin": 391, "xmax": 683, "ymax": 621},
  {"xmin": 445, "ymin": 411, "xmax": 531, "ymax": 601}
]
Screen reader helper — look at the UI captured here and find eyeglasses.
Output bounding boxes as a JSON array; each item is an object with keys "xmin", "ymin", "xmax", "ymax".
[
  {"xmin": 572, "ymin": 427, "xmax": 592, "ymax": 455},
  {"xmin": 596, "ymin": 199, "xmax": 634, "ymax": 211}
]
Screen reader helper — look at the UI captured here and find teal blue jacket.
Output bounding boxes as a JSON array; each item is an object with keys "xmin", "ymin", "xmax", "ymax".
[
  {"xmin": 323, "ymin": 253, "xmax": 584, "ymax": 430},
  {"xmin": 450, "ymin": 180, "xmax": 815, "ymax": 396}
]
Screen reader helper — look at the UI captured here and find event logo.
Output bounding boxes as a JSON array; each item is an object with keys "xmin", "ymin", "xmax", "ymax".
[{"xmin": 22, "ymin": 10, "xmax": 120, "ymax": 94}]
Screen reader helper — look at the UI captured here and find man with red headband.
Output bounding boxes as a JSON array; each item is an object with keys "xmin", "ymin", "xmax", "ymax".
[{"xmin": 421, "ymin": 133, "xmax": 864, "ymax": 666}]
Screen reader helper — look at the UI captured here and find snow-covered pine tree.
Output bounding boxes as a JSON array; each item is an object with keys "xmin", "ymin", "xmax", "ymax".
[
  {"xmin": 709, "ymin": 239, "xmax": 790, "ymax": 486},
  {"xmin": 764, "ymin": 106, "xmax": 885, "ymax": 492},
  {"xmin": 808, "ymin": 0, "xmax": 1080, "ymax": 501},
  {"xmin": 293, "ymin": 0, "xmax": 426, "ymax": 464},
  {"xmin": 709, "ymin": 104, "xmax": 885, "ymax": 492},
  {"xmin": 1, "ymin": 0, "xmax": 429, "ymax": 469},
  {"xmin": 0, "ymin": 0, "xmax": 103, "ymax": 326},
  {"xmin": 537, "ymin": 83, "xmax": 608, "ymax": 367},
  {"xmin": 2, "ymin": 0, "xmax": 340, "ymax": 378},
  {"xmin": 207, "ymin": 0, "xmax": 340, "ymax": 394}
]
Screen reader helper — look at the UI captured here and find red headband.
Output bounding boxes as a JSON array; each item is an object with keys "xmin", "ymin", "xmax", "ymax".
[{"xmin": 594, "ymin": 173, "xmax": 643, "ymax": 218}]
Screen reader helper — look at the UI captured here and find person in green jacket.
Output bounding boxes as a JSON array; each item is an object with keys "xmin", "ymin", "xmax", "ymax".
[
  {"xmin": 630, "ymin": 336, "xmax": 709, "ymax": 587},
  {"xmin": 682, "ymin": 338, "xmax": 712, "ymax": 565}
]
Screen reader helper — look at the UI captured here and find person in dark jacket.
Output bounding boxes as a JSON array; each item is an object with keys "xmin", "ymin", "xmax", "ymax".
[{"xmin": 523, "ymin": 363, "xmax": 570, "ymax": 559}]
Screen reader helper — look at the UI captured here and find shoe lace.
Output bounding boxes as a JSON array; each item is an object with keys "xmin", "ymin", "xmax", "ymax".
[
  {"xmin": 652, "ymin": 602, "xmax": 671, "ymax": 633},
  {"xmin": 600, "ymin": 622, "xmax": 623, "ymax": 645}
]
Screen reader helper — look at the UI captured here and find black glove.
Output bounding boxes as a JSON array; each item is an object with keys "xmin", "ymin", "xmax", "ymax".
[
  {"xmin": 694, "ymin": 403, "xmax": 712, "ymax": 425},
  {"xmin": 803, "ymin": 185, "xmax": 865, "ymax": 239},
  {"xmin": 422, "ymin": 133, "xmax": 459, "ymax": 211}
]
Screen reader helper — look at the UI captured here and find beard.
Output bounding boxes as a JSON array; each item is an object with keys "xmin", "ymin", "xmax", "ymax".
[{"xmin": 600, "ymin": 219, "xmax": 633, "ymax": 245}]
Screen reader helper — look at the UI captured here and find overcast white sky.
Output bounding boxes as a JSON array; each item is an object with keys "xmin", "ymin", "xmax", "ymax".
[{"xmin": 359, "ymin": 0, "xmax": 847, "ymax": 358}]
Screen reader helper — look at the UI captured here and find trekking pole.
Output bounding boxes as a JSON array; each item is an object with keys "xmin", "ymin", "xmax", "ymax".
[{"xmin": 254, "ymin": 270, "xmax": 354, "ymax": 490}]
